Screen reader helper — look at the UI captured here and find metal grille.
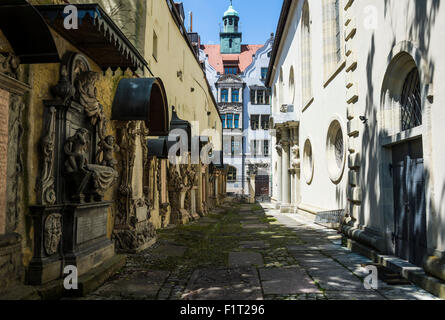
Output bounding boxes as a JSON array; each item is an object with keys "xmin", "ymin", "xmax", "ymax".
[
  {"xmin": 401, "ymin": 68, "xmax": 422, "ymax": 131},
  {"xmin": 334, "ymin": 128, "xmax": 344, "ymax": 168}
]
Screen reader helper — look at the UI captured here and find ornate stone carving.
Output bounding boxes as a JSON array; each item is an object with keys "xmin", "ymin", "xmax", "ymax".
[
  {"xmin": 51, "ymin": 66, "xmax": 75, "ymax": 105},
  {"xmin": 114, "ymin": 121, "xmax": 155, "ymax": 252},
  {"xmin": 64, "ymin": 128, "xmax": 118, "ymax": 202},
  {"xmin": 76, "ymin": 71, "xmax": 107, "ymax": 139},
  {"xmin": 112, "ymin": 220, "xmax": 156, "ymax": 253},
  {"xmin": 0, "ymin": 53, "xmax": 20, "ymax": 79},
  {"xmin": 44, "ymin": 213, "xmax": 62, "ymax": 256},
  {"xmin": 37, "ymin": 107, "xmax": 57, "ymax": 205},
  {"xmin": 96, "ymin": 135, "xmax": 120, "ymax": 169},
  {"xmin": 6, "ymin": 94, "xmax": 24, "ymax": 232}
]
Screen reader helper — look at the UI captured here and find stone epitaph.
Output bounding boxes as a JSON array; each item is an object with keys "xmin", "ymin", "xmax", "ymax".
[{"xmin": 0, "ymin": 89, "xmax": 9, "ymax": 234}]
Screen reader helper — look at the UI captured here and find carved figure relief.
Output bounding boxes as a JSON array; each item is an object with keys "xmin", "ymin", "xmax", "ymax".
[
  {"xmin": 44, "ymin": 213, "xmax": 62, "ymax": 256},
  {"xmin": 76, "ymin": 71, "xmax": 107, "ymax": 139},
  {"xmin": 0, "ymin": 53, "xmax": 20, "ymax": 79},
  {"xmin": 97, "ymin": 135, "xmax": 120, "ymax": 169}
]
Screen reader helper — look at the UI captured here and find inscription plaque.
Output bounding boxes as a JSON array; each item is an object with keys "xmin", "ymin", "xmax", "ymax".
[
  {"xmin": 0, "ymin": 89, "xmax": 9, "ymax": 235},
  {"xmin": 76, "ymin": 208, "xmax": 108, "ymax": 244}
]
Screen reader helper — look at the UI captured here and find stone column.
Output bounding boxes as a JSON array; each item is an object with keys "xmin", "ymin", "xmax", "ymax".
[
  {"xmin": 218, "ymin": 87, "xmax": 221, "ymax": 103},
  {"xmin": 228, "ymin": 87, "xmax": 232, "ymax": 103},
  {"xmin": 255, "ymin": 89, "xmax": 258, "ymax": 105},
  {"xmin": 281, "ymin": 129, "xmax": 290, "ymax": 205},
  {"xmin": 239, "ymin": 87, "xmax": 243, "ymax": 103},
  {"xmin": 275, "ymin": 145, "xmax": 282, "ymax": 202}
]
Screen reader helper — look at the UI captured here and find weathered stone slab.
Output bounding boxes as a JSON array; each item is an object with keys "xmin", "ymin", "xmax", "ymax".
[
  {"xmin": 325, "ymin": 291, "xmax": 386, "ymax": 300},
  {"xmin": 259, "ymin": 268, "xmax": 321, "ymax": 295},
  {"xmin": 92, "ymin": 270, "xmax": 170, "ymax": 299},
  {"xmin": 0, "ymin": 89, "xmax": 9, "ymax": 235},
  {"xmin": 290, "ymin": 252, "xmax": 339, "ymax": 268},
  {"xmin": 239, "ymin": 241, "xmax": 269, "ymax": 249},
  {"xmin": 241, "ymin": 224, "xmax": 268, "ymax": 230},
  {"xmin": 377, "ymin": 285, "xmax": 441, "ymax": 300},
  {"xmin": 307, "ymin": 267, "xmax": 367, "ymax": 291},
  {"xmin": 152, "ymin": 244, "xmax": 187, "ymax": 257},
  {"xmin": 229, "ymin": 252, "xmax": 264, "ymax": 267},
  {"xmin": 287, "ymin": 244, "xmax": 341, "ymax": 251},
  {"xmin": 183, "ymin": 267, "xmax": 262, "ymax": 300}
]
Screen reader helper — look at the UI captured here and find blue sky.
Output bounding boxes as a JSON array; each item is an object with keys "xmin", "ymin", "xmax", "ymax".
[{"xmin": 182, "ymin": 0, "xmax": 282, "ymax": 45}]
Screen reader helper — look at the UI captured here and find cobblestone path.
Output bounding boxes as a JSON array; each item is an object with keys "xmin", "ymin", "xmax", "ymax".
[{"xmin": 83, "ymin": 202, "xmax": 440, "ymax": 300}]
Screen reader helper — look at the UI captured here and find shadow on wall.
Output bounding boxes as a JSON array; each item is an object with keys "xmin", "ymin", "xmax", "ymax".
[{"xmin": 359, "ymin": 0, "xmax": 441, "ymax": 251}]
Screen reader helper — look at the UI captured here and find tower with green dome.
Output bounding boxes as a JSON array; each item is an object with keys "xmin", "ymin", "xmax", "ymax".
[{"xmin": 220, "ymin": 1, "xmax": 242, "ymax": 54}]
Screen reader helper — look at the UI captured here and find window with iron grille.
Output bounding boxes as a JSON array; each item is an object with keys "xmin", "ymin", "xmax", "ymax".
[
  {"xmin": 334, "ymin": 128, "xmax": 344, "ymax": 168},
  {"xmin": 221, "ymin": 114, "xmax": 226, "ymax": 129},
  {"xmin": 401, "ymin": 68, "xmax": 422, "ymax": 131}
]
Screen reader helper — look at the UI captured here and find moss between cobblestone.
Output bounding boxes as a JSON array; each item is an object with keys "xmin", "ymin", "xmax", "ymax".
[{"xmin": 143, "ymin": 205, "xmax": 305, "ymax": 273}]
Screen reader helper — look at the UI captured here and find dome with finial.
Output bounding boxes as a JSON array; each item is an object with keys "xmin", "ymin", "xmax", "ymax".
[{"xmin": 224, "ymin": 1, "xmax": 239, "ymax": 17}]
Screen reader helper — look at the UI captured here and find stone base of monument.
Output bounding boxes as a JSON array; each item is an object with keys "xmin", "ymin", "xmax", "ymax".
[
  {"xmin": 171, "ymin": 209, "xmax": 192, "ymax": 225},
  {"xmin": 113, "ymin": 226, "xmax": 157, "ymax": 254},
  {"xmin": 28, "ymin": 202, "xmax": 116, "ymax": 285},
  {"xmin": 0, "ymin": 233, "xmax": 24, "ymax": 294}
]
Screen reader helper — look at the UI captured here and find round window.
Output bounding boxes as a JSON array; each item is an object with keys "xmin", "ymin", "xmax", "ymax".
[
  {"xmin": 326, "ymin": 120, "xmax": 345, "ymax": 183},
  {"xmin": 303, "ymin": 139, "xmax": 314, "ymax": 184}
]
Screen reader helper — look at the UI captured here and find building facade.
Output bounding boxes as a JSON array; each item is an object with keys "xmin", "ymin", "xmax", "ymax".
[
  {"xmin": 201, "ymin": 3, "xmax": 273, "ymax": 198},
  {"xmin": 0, "ymin": 0, "xmax": 225, "ymax": 299},
  {"xmin": 267, "ymin": 0, "xmax": 445, "ymax": 296}
]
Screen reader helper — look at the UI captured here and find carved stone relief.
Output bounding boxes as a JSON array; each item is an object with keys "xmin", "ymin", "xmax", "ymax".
[{"xmin": 44, "ymin": 213, "xmax": 62, "ymax": 256}]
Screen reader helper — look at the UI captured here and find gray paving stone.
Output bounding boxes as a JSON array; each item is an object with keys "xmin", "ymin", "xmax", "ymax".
[
  {"xmin": 377, "ymin": 285, "xmax": 441, "ymax": 300},
  {"xmin": 325, "ymin": 291, "xmax": 386, "ymax": 300},
  {"xmin": 183, "ymin": 267, "xmax": 262, "ymax": 300},
  {"xmin": 287, "ymin": 244, "xmax": 341, "ymax": 251},
  {"xmin": 239, "ymin": 241, "xmax": 269, "ymax": 249},
  {"xmin": 241, "ymin": 223, "xmax": 268, "ymax": 230},
  {"xmin": 93, "ymin": 271, "xmax": 170, "ymax": 299},
  {"xmin": 307, "ymin": 267, "xmax": 368, "ymax": 291},
  {"xmin": 151, "ymin": 244, "xmax": 187, "ymax": 257},
  {"xmin": 259, "ymin": 268, "xmax": 321, "ymax": 295},
  {"xmin": 229, "ymin": 252, "xmax": 264, "ymax": 267}
]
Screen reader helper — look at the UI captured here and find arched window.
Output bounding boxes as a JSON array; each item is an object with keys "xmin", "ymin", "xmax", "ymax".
[
  {"xmin": 401, "ymin": 68, "xmax": 421, "ymax": 131},
  {"xmin": 301, "ymin": 1, "xmax": 312, "ymax": 107},
  {"xmin": 221, "ymin": 89, "xmax": 229, "ymax": 102},
  {"xmin": 232, "ymin": 89, "xmax": 239, "ymax": 102}
]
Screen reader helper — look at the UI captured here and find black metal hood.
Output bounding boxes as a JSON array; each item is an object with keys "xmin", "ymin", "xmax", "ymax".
[
  {"xmin": 112, "ymin": 78, "xmax": 170, "ymax": 136},
  {"xmin": 0, "ymin": 0, "xmax": 60, "ymax": 64}
]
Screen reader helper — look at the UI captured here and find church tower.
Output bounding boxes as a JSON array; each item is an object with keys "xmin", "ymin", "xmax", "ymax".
[{"xmin": 220, "ymin": 1, "xmax": 242, "ymax": 54}]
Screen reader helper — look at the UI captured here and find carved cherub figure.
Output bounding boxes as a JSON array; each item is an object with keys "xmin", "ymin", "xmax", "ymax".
[
  {"xmin": 65, "ymin": 128, "xmax": 90, "ymax": 173},
  {"xmin": 97, "ymin": 135, "xmax": 120, "ymax": 169}
]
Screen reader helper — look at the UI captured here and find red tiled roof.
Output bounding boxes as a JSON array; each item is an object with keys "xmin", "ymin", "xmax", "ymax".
[{"xmin": 201, "ymin": 44, "xmax": 263, "ymax": 74}]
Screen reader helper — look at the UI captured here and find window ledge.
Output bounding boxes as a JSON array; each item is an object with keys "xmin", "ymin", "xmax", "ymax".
[
  {"xmin": 323, "ymin": 60, "xmax": 346, "ymax": 88},
  {"xmin": 381, "ymin": 126, "xmax": 423, "ymax": 147}
]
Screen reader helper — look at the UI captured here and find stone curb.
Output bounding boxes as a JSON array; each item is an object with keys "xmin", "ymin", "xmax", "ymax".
[{"xmin": 345, "ymin": 238, "xmax": 445, "ymax": 299}]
